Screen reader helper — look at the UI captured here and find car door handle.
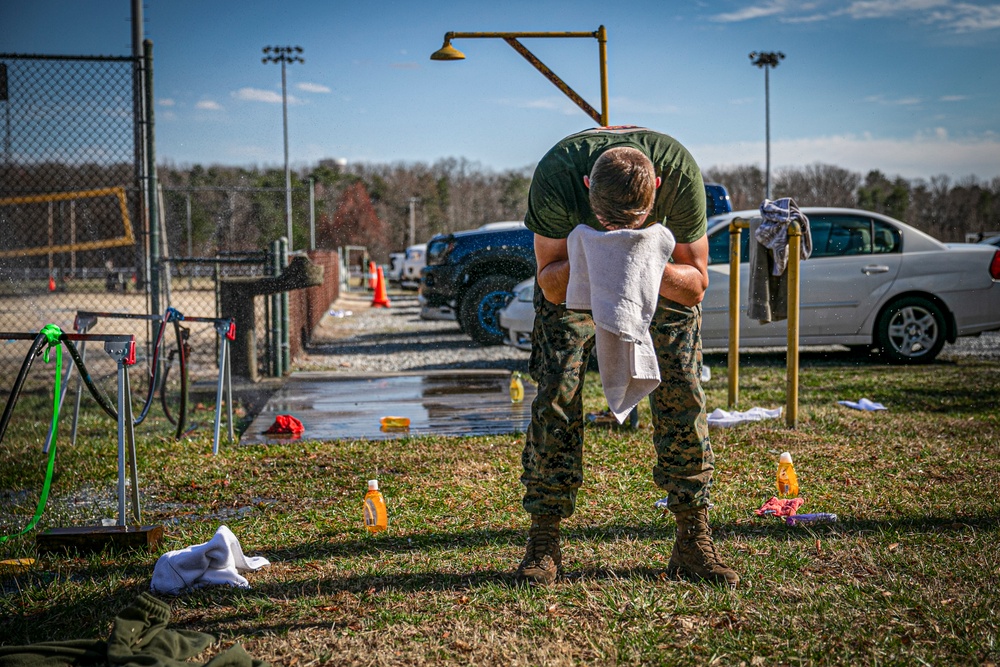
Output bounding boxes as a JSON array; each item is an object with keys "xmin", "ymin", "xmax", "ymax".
[{"xmin": 861, "ymin": 265, "xmax": 890, "ymax": 275}]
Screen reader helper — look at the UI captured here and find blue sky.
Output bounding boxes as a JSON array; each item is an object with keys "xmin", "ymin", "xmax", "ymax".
[{"xmin": 3, "ymin": 0, "xmax": 999, "ymax": 181}]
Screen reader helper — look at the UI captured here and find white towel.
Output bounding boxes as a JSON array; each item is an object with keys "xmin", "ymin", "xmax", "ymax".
[
  {"xmin": 566, "ymin": 224, "xmax": 675, "ymax": 423},
  {"xmin": 150, "ymin": 525, "xmax": 270, "ymax": 595},
  {"xmin": 707, "ymin": 406, "xmax": 783, "ymax": 428},
  {"xmin": 838, "ymin": 398, "xmax": 887, "ymax": 411}
]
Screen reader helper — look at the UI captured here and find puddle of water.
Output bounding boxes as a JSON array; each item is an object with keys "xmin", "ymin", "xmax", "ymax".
[{"xmin": 241, "ymin": 371, "xmax": 535, "ymax": 443}]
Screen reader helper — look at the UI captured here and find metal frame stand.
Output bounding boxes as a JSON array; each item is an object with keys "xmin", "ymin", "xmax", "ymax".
[
  {"xmin": 182, "ymin": 316, "xmax": 236, "ymax": 454},
  {"xmin": 105, "ymin": 337, "xmax": 141, "ymax": 526},
  {"xmin": 55, "ymin": 310, "xmax": 171, "ymax": 449},
  {"xmin": 1, "ymin": 331, "xmax": 139, "ymax": 526},
  {"xmin": 56, "ymin": 310, "xmax": 235, "ymax": 454}
]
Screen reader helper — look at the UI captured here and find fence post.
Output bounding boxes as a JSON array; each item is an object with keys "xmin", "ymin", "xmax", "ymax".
[
  {"xmin": 143, "ymin": 39, "xmax": 160, "ymax": 317},
  {"xmin": 280, "ymin": 237, "xmax": 291, "ymax": 373},
  {"xmin": 270, "ymin": 240, "xmax": 283, "ymax": 377},
  {"xmin": 309, "ymin": 177, "xmax": 316, "ymax": 251}
]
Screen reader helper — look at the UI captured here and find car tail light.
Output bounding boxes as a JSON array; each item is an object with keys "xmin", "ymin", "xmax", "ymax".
[{"xmin": 991, "ymin": 251, "xmax": 1000, "ymax": 280}]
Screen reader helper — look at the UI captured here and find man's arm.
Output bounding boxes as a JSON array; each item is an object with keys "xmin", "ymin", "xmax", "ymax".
[
  {"xmin": 534, "ymin": 234, "xmax": 570, "ymax": 304},
  {"xmin": 660, "ymin": 235, "xmax": 709, "ymax": 306}
]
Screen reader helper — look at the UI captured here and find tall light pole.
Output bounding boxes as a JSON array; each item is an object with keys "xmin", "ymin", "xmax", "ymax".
[
  {"xmin": 430, "ymin": 27, "xmax": 609, "ymax": 127},
  {"xmin": 749, "ymin": 51, "xmax": 784, "ymax": 201},
  {"xmin": 262, "ymin": 45, "xmax": 303, "ymax": 249}
]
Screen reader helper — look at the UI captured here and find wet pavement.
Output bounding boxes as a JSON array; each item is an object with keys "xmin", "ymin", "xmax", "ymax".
[{"xmin": 241, "ymin": 369, "xmax": 535, "ymax": 443}]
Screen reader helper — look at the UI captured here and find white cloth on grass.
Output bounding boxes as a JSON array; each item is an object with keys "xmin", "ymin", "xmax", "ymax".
[
  {"xmin": 707, "ymin": 406, "xmax": 783, "ymax": 428},
  {"xmin": 566, "ymin": 224, "xmax": 675, "ymax": 423},
  {"xmin": 838, "ymin": 398, "xmax": 887, "ymax": 411},
  {"xmin": 150, "ymin": 525, "xmax": 270, "ymax": 595}
]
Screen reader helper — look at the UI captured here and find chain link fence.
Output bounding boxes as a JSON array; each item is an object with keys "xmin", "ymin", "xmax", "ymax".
[
  {"xmin": 0, "ymin": 51, "xmax": 341, "ymax": 409},
  {"xmin": 158, "ymin": 186, "xmax": 306, "ymax": 382},
  {"xmin": 0, "ymin": 53, "xmax": 151, "ymax": 399}
]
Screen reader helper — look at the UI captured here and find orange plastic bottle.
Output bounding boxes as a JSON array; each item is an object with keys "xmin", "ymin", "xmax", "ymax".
[
  {"xmin": 509, "ymin": 372, "xmax": 524, "ymax": 404},
  {"xmin": 777, "ymin": 452, "xmax": 799, "ymax": 497},
  {"xmin": 363, "ymin": 479, "xmax": 388, "ymax": 533}
]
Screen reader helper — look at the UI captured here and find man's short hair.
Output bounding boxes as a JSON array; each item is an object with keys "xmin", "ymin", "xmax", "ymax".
[{"xmin": 588, "ymin": 146, "xmax": 657, "ymax": 229}]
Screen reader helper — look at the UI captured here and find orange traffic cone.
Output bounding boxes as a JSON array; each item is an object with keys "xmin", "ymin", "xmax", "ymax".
[
  {"xmin": 48, "ymin": 275, "xmax": 56, "ymax": 292},
  {"xmin": 368, "ymin": 261, "xmax": 378, "ymax": 291},
  {"xmin": 371, "ymin": 266, "xmax": 391, "ymax": 308}
]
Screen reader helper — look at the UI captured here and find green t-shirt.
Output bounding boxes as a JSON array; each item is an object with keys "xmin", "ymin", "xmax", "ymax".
[{"xmin": 524, "ymin": 126, "xmax": 707, "ymax": 243}]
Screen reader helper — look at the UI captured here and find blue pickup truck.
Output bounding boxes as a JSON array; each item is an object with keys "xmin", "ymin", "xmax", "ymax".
[{"xmin": 419, "ymin": 183, "xmax": 732, "ymax": 346}]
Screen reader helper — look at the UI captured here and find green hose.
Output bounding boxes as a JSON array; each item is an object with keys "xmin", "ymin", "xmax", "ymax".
[{"xmin": 0, "ymin": 325, "xmax": 64, "ymax": 543}]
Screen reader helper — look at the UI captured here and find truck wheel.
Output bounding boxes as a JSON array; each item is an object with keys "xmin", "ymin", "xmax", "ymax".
[
  {"xmin": 876, "ymin": 296, "xmax": 946, "ymax": 364},
  {"xmin": 460, "ymin": 275, "xmax": 518, "ymax": 346}
]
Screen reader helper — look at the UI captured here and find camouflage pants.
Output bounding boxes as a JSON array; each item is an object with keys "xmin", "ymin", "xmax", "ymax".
[{"xmin": 521, "ymin": 281, "xmax": 714, "ymax": 518}]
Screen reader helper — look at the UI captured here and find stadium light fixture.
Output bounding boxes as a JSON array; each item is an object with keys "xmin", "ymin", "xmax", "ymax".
[
  {"xmin": 431, "ymin": 27, "xmax": 609, "ymax": 127},
  {"xmin": 262, "ymin": 45, "xmax": 304, "ymax": 249},
  {"xmin": 749, "ymin": 51, "xmax": 785, "ymax": 201}
]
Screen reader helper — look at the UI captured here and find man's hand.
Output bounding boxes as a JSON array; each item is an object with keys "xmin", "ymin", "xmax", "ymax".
[
  {"xmin": 534, "ymin": 235, "xmax": 570, "ymax": 304},
  {"xmin": 660, "ymin": 236, "xmax": 709, "ymax": 306}
]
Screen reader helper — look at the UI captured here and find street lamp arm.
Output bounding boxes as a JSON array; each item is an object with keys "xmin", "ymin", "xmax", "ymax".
[
  {"xmin": 432, "ymin": 26, "xmax": 609, "ymax": 127},
  {"xmin": 502, "ymin": 37, "xmax": 601, "ymax": 125},
  {"xmin": 444, "ymin": 30, "xmax": 601, "ymax": 40}
]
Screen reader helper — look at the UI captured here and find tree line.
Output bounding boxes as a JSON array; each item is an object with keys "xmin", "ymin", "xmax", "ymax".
[{"xmin": 155, "ymin": 160, "xmax": 1000, "ymax": 263}]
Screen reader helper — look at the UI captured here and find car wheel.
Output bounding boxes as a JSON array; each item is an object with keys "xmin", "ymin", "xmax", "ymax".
[
  {"xmin": 876, "ymin": 297, "xmax": 946, "ymax": 364},
  {"xmin": 460, "ymin": 275, "xmax": 519, "ymax": 346}
]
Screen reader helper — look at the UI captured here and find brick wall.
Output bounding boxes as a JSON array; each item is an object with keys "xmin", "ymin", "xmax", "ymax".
[{"xmin": 288, "ymin": 250, "xmax": 340, "ymax": 361}]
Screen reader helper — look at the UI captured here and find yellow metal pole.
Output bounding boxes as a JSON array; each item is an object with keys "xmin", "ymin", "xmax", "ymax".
[
  {"xmin": 786, "ymin": 221, "xmax": 801, "ymax": 428},
  {"xmin": 597, "ymin": 25, "xmax": 609, "ymax": 126},
  {"xmin": 727, "ymin": 217, "xmax": 749, "ymax": 409}
]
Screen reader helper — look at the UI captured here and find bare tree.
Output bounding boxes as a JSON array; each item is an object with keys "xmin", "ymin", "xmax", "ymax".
[{"xmin": 776, "ymin": 164, "xmax": 859, "ymax": 207}]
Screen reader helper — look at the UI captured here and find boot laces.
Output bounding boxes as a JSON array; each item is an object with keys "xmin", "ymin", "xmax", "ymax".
[
  {"xmin": 686, "ymin": 512, "xmax": 722, "ymax": 565},
  {"xmin": 526, "ymin": 526, "xmax": 557, "ymax": 562}
]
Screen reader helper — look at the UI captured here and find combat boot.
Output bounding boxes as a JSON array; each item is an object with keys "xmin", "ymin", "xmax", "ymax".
[
  {"xmin": 515, "ymin": 515, "xmax": 561, "ymax": 585},
  {"xmin": 667, "ymin": 506, "xmax": 740, "ymax": 588}
]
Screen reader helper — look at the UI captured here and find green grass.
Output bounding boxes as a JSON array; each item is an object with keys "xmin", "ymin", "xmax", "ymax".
[{"xmin": 2, "ymin": 355, "xmax": 999, "ymax": 666}]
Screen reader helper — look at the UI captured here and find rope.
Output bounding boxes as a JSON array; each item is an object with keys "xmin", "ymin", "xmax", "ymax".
[{"xmin": 0, "ymin": 325, "xmax": 64, "ymax": 543}]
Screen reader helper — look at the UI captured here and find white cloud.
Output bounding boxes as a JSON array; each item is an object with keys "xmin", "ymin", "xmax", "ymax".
[
  {"xmin": 940, "ymin": 94, "xmax": 969, "ymax": 102},
  {"xmin": 232, "ymin": 87, "xmax": 303, "ymax": 104},
  {"xmin": 927, "ymin": 2, "xmax": 1000, "ymax": 31},
  {"xmin": 159, "ymin": 98, "xmax": 176, "ymax": 107},
  {"xmin": 844, "ymin": 0, "xmax": 949, "ymax": 20},
  {"xmin": 297, "ymin": 82, "xmax": 331, "ymax": 93},
  {"xmin": 707, "ymin": 0, "xmax": 1000, "ymax": 31},
  {"xmin": 866, "ymin": 94, "xmax": 922, "ymax": 105},
  {"xmin": 692, "ymin": 129, "xmax": 1000, "ymax": 180},
  {"xmin": 390, "ymin": 62, "xmax": 420, "ymax": 70},
  {"xmin": 507, "ymin": 96, "xmax": 582, "ymax": 115},
  {"xmin": 195, "ymin": 100, "xmax": 222, "ymax": 111},
  {"xmin": 710, "ymin": 1, "xmax": 789, "ymax": 22}
]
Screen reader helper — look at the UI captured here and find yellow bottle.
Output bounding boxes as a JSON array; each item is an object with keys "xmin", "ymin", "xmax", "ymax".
[
  {"xmin": 509, "ymin": 372, "xmax": 524, "ymax": 404},
  {"xmin": 363, "ymin": 479, "xmax": 388, "ymax": 533},
  {"xmin": 777, "ymin": 452, "xmax": 799, "ymax": 497}
]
